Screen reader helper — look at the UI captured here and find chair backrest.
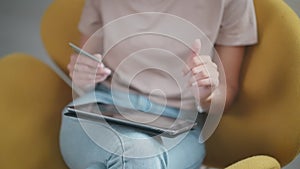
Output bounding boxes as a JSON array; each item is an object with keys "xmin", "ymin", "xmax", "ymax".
[
  {"xmin": 204, "ymin": 0, "xmax": 300, "ymax": 167},
  {"xmin": 41, "ymin": 0, "xmax": 84, "ymax": 74},
  {"xmin": 41, "ymin": 0, "xmax": 300, "ymax": 168}
]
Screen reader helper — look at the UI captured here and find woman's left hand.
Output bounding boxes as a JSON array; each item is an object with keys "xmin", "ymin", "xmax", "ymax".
[{"xmin": 185, "ymin": 39, "xmax": 219, "ymax": 111}]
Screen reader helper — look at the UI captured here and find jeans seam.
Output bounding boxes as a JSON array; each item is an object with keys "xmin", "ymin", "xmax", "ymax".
[{"xmin": 91, "ymin": 123, "xmax": 126, "ymax": 169}]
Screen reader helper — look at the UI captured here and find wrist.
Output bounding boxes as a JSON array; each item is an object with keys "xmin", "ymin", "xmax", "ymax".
[{"xmin": 196, "ymin": 98, "xmax": 211, "ymax": 113}]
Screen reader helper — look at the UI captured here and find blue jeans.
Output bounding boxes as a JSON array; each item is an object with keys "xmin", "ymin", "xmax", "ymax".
[{"xmin": 59, "ymin": 85, "xmax": 205, "ymax": 169}]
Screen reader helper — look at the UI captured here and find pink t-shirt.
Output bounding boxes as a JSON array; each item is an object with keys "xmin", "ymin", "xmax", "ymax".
[{"xmin": 78, "ymin": 0, "xmax": 258, "ymax": 110}]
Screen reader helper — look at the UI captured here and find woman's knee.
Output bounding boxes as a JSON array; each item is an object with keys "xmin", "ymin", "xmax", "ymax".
[
  {"xmin": 86, "ymin": 163, "xmax": 106, "ymax": 169},
  {"xmin": 107, "ymin": 129, "xmax": 168, "ymax": 169}
]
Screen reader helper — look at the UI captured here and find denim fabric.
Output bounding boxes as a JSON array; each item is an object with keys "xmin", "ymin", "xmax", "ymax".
[{"xmin": 59, "ymin": 85, "xmax": 205, "ymax": 169}]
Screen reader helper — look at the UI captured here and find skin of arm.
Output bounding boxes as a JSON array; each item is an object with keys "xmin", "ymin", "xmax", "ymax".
[
  {"xmin": 196, "ymin": 45, "xmax": 244, "ymax": 112},
  {"xmin": 215, "ymin": 45, "xmax": 245, "ymax": 110}
]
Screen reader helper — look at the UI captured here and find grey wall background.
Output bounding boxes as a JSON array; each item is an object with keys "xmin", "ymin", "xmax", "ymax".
[
  {"xmin": 0, "ymin": 0, "xmax": 299, "ymax": 168},
  {"xmin": 0, "ymin": 0, "xmax": 52, "ymax": 62}
]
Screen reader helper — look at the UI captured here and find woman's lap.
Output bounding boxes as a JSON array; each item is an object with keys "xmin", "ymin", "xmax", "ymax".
[{"xmin": 59, "ymin": 86, "xmax": 205, "ymax": 169}]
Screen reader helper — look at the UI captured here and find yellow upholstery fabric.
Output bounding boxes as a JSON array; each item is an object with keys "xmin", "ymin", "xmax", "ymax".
[
  {"xmin": 40, "ymin": 0, "xmax": 84, "ymax": 74},
  {"xmin": 0, "ymin": 54, "xmax": 71, "ymax": 169},
  {"xmin": 225, "ymin": 156, "xmax": 281, "ymax": 169},
  {"xmin": 204, "ymin": 0, "xmax": 300, "ymax": 167}
]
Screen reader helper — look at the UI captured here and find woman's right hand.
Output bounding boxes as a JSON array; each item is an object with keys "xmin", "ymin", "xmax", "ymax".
[{"xmin": 67, "ymin": 53, "xmax": 111, "ymax": 90}]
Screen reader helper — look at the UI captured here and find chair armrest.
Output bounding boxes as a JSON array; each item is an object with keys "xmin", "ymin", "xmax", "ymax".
[
  {"xmin": 225, "ymin": 156, "xmax": 281, "ymax": 169},
  {"xmin": 0, "ymin": 53, "xmax": 71, "ymax": 169}
]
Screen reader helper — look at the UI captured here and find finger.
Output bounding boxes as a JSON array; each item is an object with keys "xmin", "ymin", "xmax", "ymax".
[
  {"xmin": 192, "ymin": 70, "xmax": 219, "ymax": 86},
  {"xmin": 192, "ymin": 70, "xmax": 210, "ymax": 81},
  {"xmin": 193, "ymin": 55, "xmax": 211, "ymax": 66},
  {"xmin": 72, "ymin": 72, "xmax": 110, "ymax": 88},
  {"xmin": 96, "ymin": 65, "xmax": 112, "ymax": 75},
  {"xmin": 184, "ymin": 61, "xmax": 208, "ymax": 77},
  {"xmin": 184, "ymin": 39, "xmax": 204, "ymax": 76},
  {"xmin": 189, "ymin": 71, "xmax": 207, "ymax": 85},
  {"xmin": 186, "ymin": 47, "xmax": 206, "ymax": 75},
  {"xmin": 70, "ymin": 70, "xmax": 111, "ymax": 81},
  {"xmin": 186, "ymin": 39, "xmax": 202, "ymax": 66},
  {"xmin": 68, "ymin": 54, "xmax": 102, "ymax": 79},
  {"xmin": 76, "ymin": 57, "xmax": 99, "ymax": 68},
  {"xmin": 68, "ymin": 54, "xmax": 94, "ymax": 73},
  {"xmin": 192, "ymin": 39, "xmax": 201, "ymax": 55},
  {"xmin": 94, "ymin": 53, "xmax": 103, "ymax": 60},
  {"xmin": 189, "ymin": 65, "xmax": 220, "ymax": 85},
  {"xmin": 67, "ymin": 63, "xmax": 74, "ymax": 75},
  {"xmin": 194, "ymin": 77, "xmax": 220, "ymax": 88},
  {"xmin": 76, "ymin": 53, "xmax": 103, "ymax": 68},
  {"xmin": 73, "ymin": 63, "xmax": 111, "ymax": 75},
  {"xmin": 183, "ymin": 59, "xmax": 205, "ymax": 76},
  {"xmin": 95, "ymin": 74, "xmax": 110, "ymax": 83},
  {"xmin": 191, "ymin": 64, "xmax": 207, "ymax": 74},
  {"xmin": 68, "ymin": 54, "xmax": 78, "ymax": 70},
  {"xmin": 70, "ymin": 71, "xmax": 91, "ymax": 80},
  {"xmin": 72, "ymin": 79, "xmax": 96, "ymax": 89},
  {"xmin": 72, "ymin": 76, "xmax": 100, "ymax": 88},
  {"xmin": 70, "ymin": 63, "xmax": 111, "ymax": 77},
  {"xmin": 192, "ymin": 78, "xmax": 212, "ymax": 87},
  {"xmin": 68, "ymin": 64, "xmax": 78, "ymax": 78},
  {"xmin": 74, "ymin": 64, "xmax": 98, "ymax": 74},
  {"xmin": 68, "ymin": 60, "xmax": 97, "ymax": 74},
  {"xmin": 188, "ymin": 55, "xmax": 216, "ymax": 74},
  {"xmin": 71, "ymin": 70, "xmax": 109, "ymax": 80}
]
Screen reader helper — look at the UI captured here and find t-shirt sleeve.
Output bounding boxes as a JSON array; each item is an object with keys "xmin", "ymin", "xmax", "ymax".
[
  {"xmin": 78, "ymin": 0, "xmax": 102, "ymax": 36},
  {"xmin": 216, "ymin": 0, "xmax": 258, "ymax": 46}
]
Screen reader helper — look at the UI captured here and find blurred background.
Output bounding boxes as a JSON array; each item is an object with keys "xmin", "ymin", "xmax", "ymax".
[{"xmin": 0, "ymin": 0, "xmax": 299, "ymax": 168}]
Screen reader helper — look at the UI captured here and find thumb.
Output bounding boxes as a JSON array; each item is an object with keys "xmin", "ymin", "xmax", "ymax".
[
  {"xmin": 93, "ymin": 53, "xmax": 103, "ymax": 60},
  {"xmin": 183, "ymin": 39, "xmax": 202, "ymax": 75},
  {"xmin": 192, "ymin": 39, "xmax": 201, "ymax": 55},
  {"xmin": 93, "ymin": 54, "xmax": 105, "ymax": 68}
]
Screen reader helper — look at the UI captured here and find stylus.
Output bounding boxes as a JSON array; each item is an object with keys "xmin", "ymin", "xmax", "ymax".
[{"xmin": 68, "ymin": 42, "xmax": 102, "ymax": 63}]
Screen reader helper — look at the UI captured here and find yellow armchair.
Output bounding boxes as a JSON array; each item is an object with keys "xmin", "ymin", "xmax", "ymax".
[
  {"xmin": 0, "ymin": 0, "xmax": 299, "ymax": 169},
  {"xmin": 205, "ymin": 0, "xmax": 300, "ymax": 168},
  {"xmin": 0, "ymin": 54, "xmax": 71, "ymax": 169}
]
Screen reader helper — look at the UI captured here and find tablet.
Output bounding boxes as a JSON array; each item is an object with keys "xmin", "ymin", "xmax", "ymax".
[{"xmin": 66, "ymin": 103, "xmax": 197, "ymax": 136}]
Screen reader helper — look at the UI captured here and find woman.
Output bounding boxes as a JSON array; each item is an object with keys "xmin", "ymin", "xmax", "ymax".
[{"xmin": 60, "ymin": 0, "xmax": 257, "ymax": 168}]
